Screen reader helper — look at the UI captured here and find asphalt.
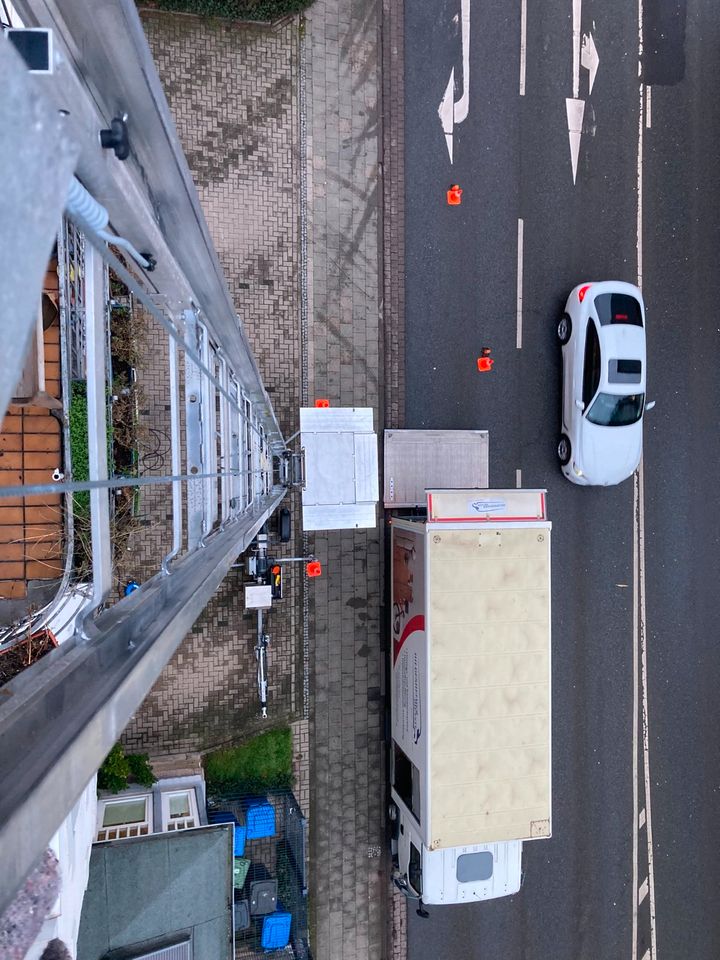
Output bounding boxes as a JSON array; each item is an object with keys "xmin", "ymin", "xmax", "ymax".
[
  {"xmin": 642, "ymin": 1, "xmax": 720, "ymax": 957},
  {"xmin": 402, "ymin": 0, "xmax": 671, "ymax": 956}
]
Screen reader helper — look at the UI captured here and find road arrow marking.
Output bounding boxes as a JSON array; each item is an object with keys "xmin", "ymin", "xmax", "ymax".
[
  {"xmin": 572, "ymin": 0, "xmax": 582, "ymax": 98},
  {"xmin": 566, "ymin": 97, "xmax": 585, "ymax": 184},
  {"xmin": 439, "ymin": 69, "xmax": 456, "ymax": 162},
  {"xmin": 581, "ymin": 31, "xmax": 599, "ymax": 94},
  {"xmin": 438, "ymin": 0, "xmax": 471, "ymax": 163},
  {"xmin": 566, "ymin": 0, "xmax": 585, "ymax": 182}
]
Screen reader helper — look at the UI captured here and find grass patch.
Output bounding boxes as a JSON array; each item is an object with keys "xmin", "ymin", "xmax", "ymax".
[
  {"xmin": 69, "ymin": 380, "xmax": 90, "ymax": 519},
  {"xmin": 204, "ymin": 728, "xmax": 293, "ymax": 794},
  {"xmin": 151, "ymin": 0, "xmax": 312, "ymax": 21}
]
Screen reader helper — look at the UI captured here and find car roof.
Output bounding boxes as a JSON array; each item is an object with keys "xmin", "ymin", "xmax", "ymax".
[{"xmin": 596, "ymin": 322, "xmax": 647, "ymax": 393}]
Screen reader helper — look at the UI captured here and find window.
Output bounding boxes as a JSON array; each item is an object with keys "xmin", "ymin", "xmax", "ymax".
[
  {"xmin": 161, "ymin": 789, "xmax": 199, "ymax": 832},
  {"xmin": 608, "ymin": 358, "xmax": 642, "ymax": 384},
  {"xmin": 393, "ymin": 744, "xmax": 421, "ymax": 825},
  {"xmin": 587, "ymin": 392, "xmax": 645, "ymax": 426},
  {"xmin": 582, "ymin": 319, "xmax": 602, "ymax": 408},
  {"xmin": 594, "ymin": 293, "xmax": 643, "ymax": 326},
  {"xmin": 96, "ymin": 795, "xmax": 151, "ymax": 841},
  {"xmin": 408, "ymin": 843, "xmax": 423, "ymax": 897},
  {"xmin": 457, "ymin": 851, "xmax": 494, "ymax": 883}
]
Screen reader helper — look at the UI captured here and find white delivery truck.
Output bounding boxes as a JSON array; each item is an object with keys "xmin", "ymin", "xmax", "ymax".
[{"xmin": 389, "ymin": 486, "xmax": 552, "ymax": 910}]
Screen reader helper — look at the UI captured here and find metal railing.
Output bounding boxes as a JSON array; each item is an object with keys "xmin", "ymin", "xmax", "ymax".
[{"xmin": 0, "ymin": 1, "xmax": 291, "ymax": 917}]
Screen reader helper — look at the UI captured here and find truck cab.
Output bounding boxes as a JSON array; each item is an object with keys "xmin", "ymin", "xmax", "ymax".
[{"xmin": 391, "ymin": 800, "xmax": 522, "ymax": 905}]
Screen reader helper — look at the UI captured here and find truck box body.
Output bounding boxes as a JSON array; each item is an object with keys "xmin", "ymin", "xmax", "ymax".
[{"xmin": 390, "ymin": 488, "xmax": 551, "ymax": 902}]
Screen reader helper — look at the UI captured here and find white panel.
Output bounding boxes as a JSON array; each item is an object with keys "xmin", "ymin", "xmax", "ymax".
[
  {"xmin": 302, "ymin": 432, "xmax": 356, "ymax": 504},
  {"xmin": 428, "ymin": 488, "xmax": 547, "ymax": 522},
  {"xmin": 302, "ymin": 503, "xmax": 377, "ymax": 531},
  {"xmin": 300, "ymin": 406, "xmax": 374, "ymax": 432},
  {"xmin": 245, "ymin": 585, "xmax": 273, "ymax": 610},
  {"xmin": 300, "ymin": 406, "xmax": 379, "ymax": 531},
  {"xmin": 354, "ymin": 433, "xmax": 380, "ymax": 502},
  {"xmin": 428, "ymin": 525, "xmax": 551, "ymax": 847}
]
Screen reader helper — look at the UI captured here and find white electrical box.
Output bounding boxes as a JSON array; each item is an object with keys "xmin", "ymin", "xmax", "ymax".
[{"xmin": 244, "ymin": 585, "xmax": 272, "ymax": 610}]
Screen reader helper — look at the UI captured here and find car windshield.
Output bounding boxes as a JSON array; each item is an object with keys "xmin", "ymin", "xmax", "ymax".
[{"xmin": 586, "ymin": 392, "xmax": 645, "ymax": 426}]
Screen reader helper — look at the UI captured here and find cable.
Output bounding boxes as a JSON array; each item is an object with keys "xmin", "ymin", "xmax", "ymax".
[{"xmin": 65, "ymin": 178, "xmax": 151, "ymax": 271}]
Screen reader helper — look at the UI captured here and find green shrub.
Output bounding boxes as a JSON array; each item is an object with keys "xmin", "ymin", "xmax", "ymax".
[
  {"xmin": 97, "ymin": 743, "xmax": 130, "ymax": 793},
  {"xmin": 98, "ymin": 743, "xmax": 157, "ymax": 793},
  {"xmin": 69, "ymin": 380, "xmax": 90, "ymax": 519},
  {"xmin": 153, "ymin": 0, "xmax": 312, "ymax": 22},
  {"xmin": 127, "ymin": 753, "xmax": 158, "ymax": 788},
  {"xmin": 204, "ymin": 728, "xmax": 293, "ymax": 794}
]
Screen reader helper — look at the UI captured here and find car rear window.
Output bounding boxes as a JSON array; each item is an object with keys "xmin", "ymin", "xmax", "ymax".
[
  {"xmin": 608, "ymin": 359, "xmax": 642, "ymax": 384},
  {"xmin": 594, "ymin": 293, "xmax": 643, "ymax": 326}
]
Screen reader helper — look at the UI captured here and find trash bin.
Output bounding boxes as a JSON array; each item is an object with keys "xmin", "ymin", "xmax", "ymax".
[
  {"xmin": 234, "ymin": 898, "xmax": 251, "ymax": 932},
  {"xmin": 208, "ymin": 811, "xmax": 246, "ymax": 856},
  {"xmin": 233, "ymin": 857, "xmax": 251, "ymax": 889},
  {"xmin": 249, "ymin": 878, "xmax": 278, "ymax": 916},
  {"xmin": 242, "ymin": 799, "xmax": 276, "ymax": 839},
  {"xmin": 260, "ymin": 911, "xmax": 292, "ymax": 950}
]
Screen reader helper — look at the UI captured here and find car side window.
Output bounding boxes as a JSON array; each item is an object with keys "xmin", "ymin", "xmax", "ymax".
[{"xmin": 582, "ymin": 319, "xmax": 601, "ymax": 409}]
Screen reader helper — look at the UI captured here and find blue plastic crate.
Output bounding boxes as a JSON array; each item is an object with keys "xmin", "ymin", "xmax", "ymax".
[
  {"xmin": 260, "ymin": 911, "xmax": 292, "ymax": 950},
  {"xmin": 243, "ymin": 799, "xmax": 276, "ymax": 840}
]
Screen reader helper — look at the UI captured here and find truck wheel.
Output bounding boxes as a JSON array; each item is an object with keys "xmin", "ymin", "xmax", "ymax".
[
  {"xmin": 557, "ymin": 435, "xmax": 571, "ymax": 466},
  {"xmin": 557, "ymin": 314, "xmax": 571, "ymax": 344},
  {"xmin": 388, "ymin": 802, "xmax": 398, "ymax": 822}
]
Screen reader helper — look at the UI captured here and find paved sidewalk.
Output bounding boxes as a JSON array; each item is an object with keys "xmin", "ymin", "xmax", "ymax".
[
  {"xmin": 125, "ymin": 5, "xmax": 399, "ymax": 959},
  {"xmin": 124, "ymin": 14, "xmax": 306, "ymax": 756},
  {"xmin": 303, "ymin": 1, "xmax": 389, "ymax": 958}
]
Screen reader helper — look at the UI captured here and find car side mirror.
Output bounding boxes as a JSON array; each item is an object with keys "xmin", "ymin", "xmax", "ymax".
[
  {"xmin": 575, "ymin": 399, "xmax": 585, "ymax": 410},
  {"xmin": 646, "ymin": 400, "xmax": 656, "ymax": 411}
]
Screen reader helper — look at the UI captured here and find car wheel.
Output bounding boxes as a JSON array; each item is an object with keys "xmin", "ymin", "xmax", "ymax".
[
  {"xmin": 557, "ymin": 314, "xmax": 572, "ymax": 344},
  {"xmin": 557, "ymin": 434, "xmax": 571, "ymax": 466}
]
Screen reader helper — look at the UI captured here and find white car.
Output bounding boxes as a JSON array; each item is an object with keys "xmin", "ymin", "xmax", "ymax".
[{"xmin": 557, "ymin": 280, "xmax": 654, "ymax": 486}]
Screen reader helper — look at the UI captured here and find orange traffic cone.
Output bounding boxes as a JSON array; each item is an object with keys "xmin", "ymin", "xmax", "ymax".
[
  {"xmin": 477, "ymin": 347, "xmax": 494, "ymax": 372},
  {"xmin": 447, "ymin": 184, "xmax": 463, "ymax": 205}
]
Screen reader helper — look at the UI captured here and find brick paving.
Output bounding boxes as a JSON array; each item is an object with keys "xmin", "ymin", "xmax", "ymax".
[
  {"xmin": 303, "ymin": 0, "xmax": 391, "ymax": 957},
  {"xmin": 122, "ymin": 14, "xmax": 305, "ymax": 754}
]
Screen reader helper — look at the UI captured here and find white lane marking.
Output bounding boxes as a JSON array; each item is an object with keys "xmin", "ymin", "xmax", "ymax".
[
  {"xmin": 639, "ymin": 807, "xmax": 646, "ymax": 828},
  {"xmin": 456, "ymin": 0, "xmax": 471, "ymax": 123},
  {"xmin": 572, "ymin": 0, "xmax": 582, "ymax": 98},
  {"xmin": 639, "ymin": 461, "xmax": 658, "ymax": 957},
  {"xmin": 639, "ymin": 876, "xmax": 649, "ymax": 905},
  {"xmin": 641, "ymin": 951, "xmax": 651, "ymax": 960},
  {"xmin": 566, "ymin": 0, "xmax": 584, "ymax": 185},
  {"xmin": 566, "ymin": 98, "xmax": 585, "ymax": 186},
  {"xmin": 516, "ymin": 219, "xmax": 524, "ymax": 348},
  {"xmin": 515, "ymin": 469, "xmax": 522, "ymax": 488},
  {"xmin": 636, "ymin": 14, "xmax": 644, "ymax": 288},
  {"xmin": 633, "ymin": 4, "xmax": 647, "ymax": 953},
  {"xmin": 633, "ymin": 470, "xmax": 640, "ymax": 960},
  {"xmin": 519, "ymin": 0, "xmax": 528, "ymax": 95},
  {"xmin": 439, "ymin": 0, "xmax": 471, "ymax": 162},
  {"xmin": 646, "ymin": 86, "xmax": 652, "ymax": 128}
]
